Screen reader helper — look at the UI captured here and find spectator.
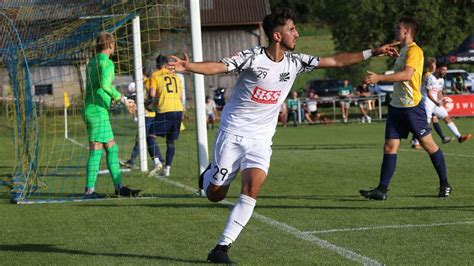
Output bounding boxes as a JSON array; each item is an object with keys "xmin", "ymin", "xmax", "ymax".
[
  {"xmin": 278, "ymin": 102, "xmax": 288, "ymax": 127},
  {"xmin": 451, "ymin": 73, "xmax": 466, "ymax": 94},
  {"xmin": 286, "ymin": 91, "xmax": 300, "ymax": 126},
  {"xmin": 206, "ymin": 96, "xmax": 218, "ymax": 130},
  {"xmin": 338, "ymin": 79, "xmax": 353, "ymax": 123},
  {"xmin": 303, "ymin": 90, "xmax": 331, "ymax": 124},
  {"xmin": 356, "ymin": 83, "xmax": 372, "ymax": 123}
]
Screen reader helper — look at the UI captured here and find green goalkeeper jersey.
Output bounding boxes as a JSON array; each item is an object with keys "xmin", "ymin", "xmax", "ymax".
[{"xmin": 84, "ymin": 52, "xmax": 122, "ymax": 118}]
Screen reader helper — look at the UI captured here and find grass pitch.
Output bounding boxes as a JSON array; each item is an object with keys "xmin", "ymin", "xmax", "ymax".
[{"xmin": 1, "ymin": 117, "xmax": 473, "ymax": 264}]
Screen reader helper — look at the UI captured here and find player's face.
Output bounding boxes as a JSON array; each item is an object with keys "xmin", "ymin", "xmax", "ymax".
[
  {"xmin": 109, "ymin": 42, "xmax": 115, "ymax": 55},
  {"xmin": 279, "ymin": 19, "xmax": 299, "ymax": 51},
  {"xmin": 437, "ymin": 66, "xmax": 448, "ymax": 78},
  {"xmin": 394, "ymin": 23, "xmax": 409, "ymax": 41}
]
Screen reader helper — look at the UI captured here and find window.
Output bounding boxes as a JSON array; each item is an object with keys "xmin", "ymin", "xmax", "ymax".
[{"xmin": 35, "ymin": 84, "xmax": 53, "ymax": 95}]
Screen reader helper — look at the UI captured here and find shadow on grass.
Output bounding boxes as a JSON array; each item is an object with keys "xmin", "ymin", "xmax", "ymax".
[
  {"xmin": 0, "ymin": 244, "xmax": 207, "ymax": 264},
  {"xmin": 76, "ymin": 203, "xmax": 231, "ymax": 209},
  {"xmin": 272, "ymin": 143, "xmax": 377, "ymax": 150}
]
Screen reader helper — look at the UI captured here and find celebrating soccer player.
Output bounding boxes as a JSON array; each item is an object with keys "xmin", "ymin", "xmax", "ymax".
[
  {"xmin": 83, "ymin": 32, "xmax": 140, "ymax": 198},
  {"xmin": 169, "ymin": 9, "xmax": 398, "ymax": 264}
]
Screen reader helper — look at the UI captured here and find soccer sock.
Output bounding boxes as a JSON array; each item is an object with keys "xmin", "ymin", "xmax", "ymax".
[
  {"xmin": 218, "ymin": 194, "xmax": 256, "ymax": 246},
  {"xmin": 86, "ymin": 149, "xmax": 102, "ymax": 190},
  {"xmin": 429, "ymin": 149, "xmax": 449, "ymax": 187},
  {"xmin": 378, "ymin": 154, "xmax": 397, "ymax": 192},
  {"xmin": 446, "ymin": 122, "xmax": 461, "ymax": 138},
  {"xmin": 203, "ymin": 166, "xmax": 212, "ymax": 192},
  {"xmin": 432, "ymin": 122, "xmax": 446, "ymax": 140},
  {"xmin": 129, "ymin": 137, "xmax": 140, "ymax": 163},
  {"xmin": 151, "ymin": 138, "xmax": 165, "ymax": 163},
  {"xmin": 165, "ymin": 140, "xmax": 175, "ymax": 166},
  {"xmin": 105, "ymin": 144, "xmax": 122, "ymax": 186},
  {"xmin": 146, "ymin": 136, "xmax": 162, "ymax": 161}
]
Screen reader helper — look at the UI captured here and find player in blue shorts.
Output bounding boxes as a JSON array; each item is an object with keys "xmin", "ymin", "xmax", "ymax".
[{"xmin": 360, "ymin": 17, "xmax": 452, "ymax": 200}]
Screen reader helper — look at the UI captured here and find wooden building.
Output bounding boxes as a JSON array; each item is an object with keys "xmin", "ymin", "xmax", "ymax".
[{"xmin": 198, "ymin": 0, "xmax": 271, "ymax": 98}]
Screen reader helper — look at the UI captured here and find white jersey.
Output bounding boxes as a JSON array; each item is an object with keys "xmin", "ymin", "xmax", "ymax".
[
  {"xmin": 423, "ymin": 74, "xmax": 444, "ymax": 102},
  {"xmin": 305, "ymin": 98, "xmax": 318, "ymax": 112},
  {"xmin": 220, "ymin": 46, "xmax": 319, "ymax": 138}
]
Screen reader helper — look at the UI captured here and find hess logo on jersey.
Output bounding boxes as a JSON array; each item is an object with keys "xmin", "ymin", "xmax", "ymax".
[
  {"xmin": 251, "ymin": 86, "xmax": 281, "ymax": 104},
  {"xmin": 279, "ymin": 72, "xmax": 290, "ymax": 82}
]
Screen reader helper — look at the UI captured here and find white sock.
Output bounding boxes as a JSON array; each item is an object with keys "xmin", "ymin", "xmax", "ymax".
[
  {"xmin": 154, "ymin": 158, "xmax": 162, "ymax": 166},
  {"xmin": 218, "ymin": 194, "xmax": 256, "ymax": 246},
  {"xmin": 447, "ymin": 122, "xmax": 461, "ymax": 138}
]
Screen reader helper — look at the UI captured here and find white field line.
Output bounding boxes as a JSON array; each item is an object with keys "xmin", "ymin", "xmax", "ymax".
[
  {"xmin": 66, "ymin": 137, "xmax": 86, "ymax": 148},
  {"xmin": 304, "ymin": 221, "xmax": 474, "ymax": 235},
  {"xmin": 398, "ymin": 148, "xmax": 474, "ymax": 158},
  {"xmin": 154, "ymin": 176, "xmax": 382, "ymax": 266}
]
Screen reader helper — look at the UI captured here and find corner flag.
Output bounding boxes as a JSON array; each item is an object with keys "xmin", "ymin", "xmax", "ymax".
[{"xmin": 64, "ymin": 92, "xmax": 70, "ymax": 108}]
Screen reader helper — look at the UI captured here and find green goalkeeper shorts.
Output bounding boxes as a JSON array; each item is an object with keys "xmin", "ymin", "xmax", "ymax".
[{"xmin": 85, "ymin": 113, "xmax": 114, "ymax": 143}]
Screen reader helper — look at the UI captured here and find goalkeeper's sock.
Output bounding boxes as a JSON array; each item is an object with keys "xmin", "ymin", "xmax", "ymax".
[
  {"xmin": 105, "ymin": 144, "xmax": 122, "ymax": 186},
  {"xmin": 86, "ymin": 149, "xmax": 103, "ymax": 190},
  {"xmin": 218, "ymin": 194, "xmax": 256, "ymax": 246}
]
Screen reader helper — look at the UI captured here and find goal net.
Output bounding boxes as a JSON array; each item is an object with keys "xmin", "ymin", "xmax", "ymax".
[{"xmin": 0, "ymin": 0, "xmax": 198, "ymax": 203}]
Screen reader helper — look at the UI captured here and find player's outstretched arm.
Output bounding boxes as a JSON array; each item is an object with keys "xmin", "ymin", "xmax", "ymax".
[
  {"xmin": 168, "ymin": 53, "xmax": 228, "ymax": 75},
  {"xmin": 364, "ymin": 66, "xmax": 415, "ymax": 84},
  {"xmin": 318, "ymin": 42, "xmax": 400, "ymax": 68}
]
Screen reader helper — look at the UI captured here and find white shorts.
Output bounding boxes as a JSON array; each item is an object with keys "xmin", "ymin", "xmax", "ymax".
[
  {"xmin": 204, "ymin": 130, "xmax": 273, "ymax": 186},
  {"xmin": 425, "ymin": 100, "xmax": 448, "ymax": 122}
]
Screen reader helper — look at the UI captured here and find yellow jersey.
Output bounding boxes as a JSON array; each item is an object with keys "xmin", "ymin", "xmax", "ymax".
[
  {"xmin": 390, "ymin": 42, "xmax": 424, "ymax": 108},
  {"xmin": 144, "ymin": 77, "xmax": 156, "ymax": 118},
  {"xmin": 150, "ymin": 68, "xmax": 184, "ymax": 113}
]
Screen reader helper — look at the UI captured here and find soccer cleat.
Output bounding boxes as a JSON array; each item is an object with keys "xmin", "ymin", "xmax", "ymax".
[
  {"xmin": 148, "ymin": 163, "xmax": 163, "ymax": 177},
  {"xmin": 207, "ymin": 245, "xmax": 235, "ymax": 265},
  {"xmin": 83, "ymin": 192, "xmax": 105, "ymax": 199},
  {"xmin": 161, "ymin": 166, "xmax": 171, "ymax": 177},
  {"xmin": 361, "ymin": 116, "xmax": 366, "ymax": 123},
  {"xmin": 458, "ymin": 134, "xmax": 472, "ymax": 143},
  {"xmin": 438, "ymin": 185, "xmax": 452, "ymax": 198},
  {"xmin": 359, "ymin": 188, "xmax": 387, "ymax": 200},
  {"xmin": 366, "ymin": 116, "xmax": 372, "ymax": 124},
  {"xmin": 115, "ymin": 186, "xmax": 141, "ymax": 197},
  {"xmin": 119, "ymin": 160, "xmax": 134, "ymax": 169},
  {"xmin": 442, "ymin": 137, "xmax": 453, "ymax": 144}
]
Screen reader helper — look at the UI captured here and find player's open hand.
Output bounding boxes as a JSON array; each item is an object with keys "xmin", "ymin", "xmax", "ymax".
[
  {"xmin": 125, "ymin": 99, "xmax": 137, "ymax": 114},
  {"xmin": 373, "ymin": 42, "xmax": 400, "ymax": 58},
  {"xmin": 364, "ymin": 71, "xmax": 380, "ymax": 85},
  {"xmin": 168, "ymin": 53, "xmax": 190, "ymax": 73}
]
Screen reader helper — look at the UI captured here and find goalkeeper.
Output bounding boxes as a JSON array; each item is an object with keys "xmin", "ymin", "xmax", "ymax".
[{"xmin": 83, "ymin": 32, "xmax": 140, "ymax": 199}]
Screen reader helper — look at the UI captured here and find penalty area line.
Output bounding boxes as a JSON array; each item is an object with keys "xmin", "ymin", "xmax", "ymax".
[
  {"xmin": 154, "ymin": 176, "xmax": 382, "ymax": 266},
  {"xmin": 305, "ymin": 221, "xmax": 474, "ymax": 234}
]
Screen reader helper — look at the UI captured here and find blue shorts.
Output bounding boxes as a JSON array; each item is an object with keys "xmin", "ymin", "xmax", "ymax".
[
  {"xmin": 385, "ymin": 103, "xmax": 431, "ymax": 140},
  {"xmin": 151, "ymin": 111, "xmax": 183, "ymax": 141}
]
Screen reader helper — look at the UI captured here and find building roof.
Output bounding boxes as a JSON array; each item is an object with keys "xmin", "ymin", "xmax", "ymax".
[{"xmin": 198, "ymin": 0, "xmax": 270, "ymax": 27}]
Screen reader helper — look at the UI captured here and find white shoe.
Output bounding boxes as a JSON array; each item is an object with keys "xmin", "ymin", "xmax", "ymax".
[
  {"xmin": 196, "ymin": 189, "xmax": 206, "ymax": 197},
  {"xmin": 148, "ymin": 163, "xmax": 163, "ymax": 177},
  {"xmin": 361, "ymin": 116, "xmax": 366, "ymax": 123},
  {"xmin": 366, "ymin": 116, "xmax": 372, "ymax": 124},
  {"xmin": 161, "ymin": 166, "xmax": 171, "ymax": 177}
]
